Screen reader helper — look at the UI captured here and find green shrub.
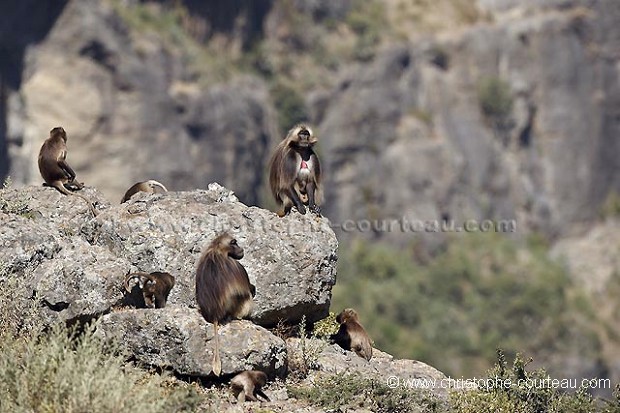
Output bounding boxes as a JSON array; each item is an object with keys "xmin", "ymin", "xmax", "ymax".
[
  {"xmin": 346, "ymin": 0, "xmax": 387, "ymax": 61},
  {"xmin": 601, "ymin": 191, "xmax": 620, "ymax": 218},
  {"xmin": 288, "ymin": 373, "xmax": 442, "ymax": 413},
  {"xmin": 478, "ymin": 77, "xmax": 514, "ymax": 121},
  {"xmin": 449, "ymin": 350, "xmax": 599, "ymax": 413}
]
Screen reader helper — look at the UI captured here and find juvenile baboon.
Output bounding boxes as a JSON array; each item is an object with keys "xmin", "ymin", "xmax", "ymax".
[
  {"xmin": 38, "ymin": 127, "xmax": 97, "ymax": 216},
  {"xmin": 124, "ymin": 271, "xmax": 175, "ymax": 309},
  {"xmin": 230, "ymin": 370, "xmax": 270, "ymax": 402},
  {"xmin": 331, "ymin": 308, "xmax": 373, "ymax": 361},
  {"xmin": 195, "ymin": 233, "xmax": 255, "ymax": 376},
  {"xmin": 121, "ymin": 180, "xmax": 168, "ymax": 203},
  {"xmin": 268, "ymin": 124, "xmax": 322, "ymax": 217}
]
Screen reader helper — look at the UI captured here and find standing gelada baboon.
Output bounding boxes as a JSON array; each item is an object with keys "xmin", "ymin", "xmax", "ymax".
[
  {"xmin": 331, "ymin": 308, "xmax": 373, "ymax": 361},
  {"xmin": 195, "ymin": 233, "xmax": 255, "ymax": 376},
  {"xmin": 230, "ymin": 370, "xmax": 270, "ymax": 402},
  {"xmin": 268, "ymin": 124, "xmax": 322, "ymax": 217},
  {"xmin": 121, "ymin": 180, "xmax": 168, "ymax": 203},
  {"xmin": 38, "ymin": 127, "xmax": 97, "ymax": 216},
  {"xmin": 124, "ymin": 272, "xmax": 175, "ymax": 309}
]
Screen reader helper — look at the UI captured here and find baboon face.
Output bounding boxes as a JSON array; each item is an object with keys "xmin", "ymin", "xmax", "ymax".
[
  {"xmin": 50, "ymin": 127, "xmax": 66, "ymax": 142},
  {"xmin": 226, "ymin": 236, "xmax": 244, "ymax": 260},
  {"xmin": 337, "ymin": 308, "xmax": 359, "ymax": 324},
  {"xmin": 290, "ymin": 125, "xmax": 317, "ymax": 148}
]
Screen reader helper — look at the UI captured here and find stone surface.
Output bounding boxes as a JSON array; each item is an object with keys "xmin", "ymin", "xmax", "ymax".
[
  {"xmin": 0, "ymin": 184, "xmax": 338, "ymax": 327},
  {"xmin": 97, "ymin": 308, "xmax": 287, "ymax": 377},
  {"xmin": 287, "ymin": 338, "xmax": 448, "ymax": 398}
]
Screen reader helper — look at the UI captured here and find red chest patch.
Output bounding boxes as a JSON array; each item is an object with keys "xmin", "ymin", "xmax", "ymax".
[{"xmin": 301, "ymin": 160, "xmax": 308, "ymax": 169}]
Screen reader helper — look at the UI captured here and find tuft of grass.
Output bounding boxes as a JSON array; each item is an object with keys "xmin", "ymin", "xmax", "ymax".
[
  {"xmin": 287, "ymin": 315, "xmax": 327, "ymax": 380},
  {"xmin": 288, "ymin": 373, "xmax": 441, "ymax": 413},
  {"xmin": 0, "ymin": 323, "xmax": 204, "ymax": 413}
]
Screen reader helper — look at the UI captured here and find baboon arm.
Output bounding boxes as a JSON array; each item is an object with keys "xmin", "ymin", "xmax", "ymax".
[
  {"xmin": 285, "ymin": 187, "xmax": 306, "ymax": 214},
  {"xmin": 58, "ymin": 159, "xmax": 77, "ymax": 181},
  {"xmin": 256, "ymin": 389, "xmax": 270, "ymax": 402}
]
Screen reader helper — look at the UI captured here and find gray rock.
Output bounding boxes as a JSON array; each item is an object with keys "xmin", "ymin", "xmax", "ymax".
[
  {"xmin": 287, "ymin": 338, "xmax": 448, "ymax": 398},
  {"xmin": 96, "ymin": 308, "xmax": 287, "ymax": 377},
  {"xmin": 0, "ymin": 184, "xmax": 338, "ymax": 328}
]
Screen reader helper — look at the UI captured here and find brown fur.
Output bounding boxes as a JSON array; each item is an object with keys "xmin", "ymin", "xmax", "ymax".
[
  {"xmin": 124, "ymin": 272, "xmax": 175, "ymax": 309},
  {"xmin": 38, "ymin": 127, "xmax": 97, "ymax": 216},
  {"xmin": 230, "ymin": 370, "xmax": 270, "ymax": 403},
  {"xmin": 121, "ymin": 180, "xmax": 168, "ymax": 203},
  {"xmin": 332, "ymin": 308, "xmax": 373, "ymax": 361},
  {"xmin": 195, "ymin": 233, "xmax": 256, "ymax": 376},
  {"xmin": 268, "ymin": 124, "xmax": 322, "ymax": 217}
]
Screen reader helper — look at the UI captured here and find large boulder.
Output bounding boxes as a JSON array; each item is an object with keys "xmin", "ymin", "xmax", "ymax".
[
  {"xmin": 0, "ymin": 184, "xmax": 337, "ymax": 327},
  {"xmin": 97, "ymin": 308, "xmax": 287, "ymax": 377}
]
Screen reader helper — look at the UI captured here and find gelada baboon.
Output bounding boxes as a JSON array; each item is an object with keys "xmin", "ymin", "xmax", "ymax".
[
  {"xmin": 121, "ymin": 180, "xmax": 168, "ymax": 203},
  {"xmin": 230, "ymin": 370, "xmax": 270, "ymax": 403},
  {"xmin": 268, "ymin": 124, "xmax": 322, "ymax": 217},
  {"xmin": 331, "ymin": 308, "xmax": 373, "ymax": 361},
  {"xmin": 196, "ymin": 233, "xmax": 256, "ymax": 376},
  {"xmin": 124, "ymin": 272, "xmax": 175, "ymax": 309},
  {"xmin": 38, "ymin": 127, "xmax": 97, "ymax": 216}
]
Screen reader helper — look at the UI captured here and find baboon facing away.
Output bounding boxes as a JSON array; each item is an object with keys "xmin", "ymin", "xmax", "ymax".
[{"xmin": 195, "ymin": 233, "xmax": 255, "ymax": 376}]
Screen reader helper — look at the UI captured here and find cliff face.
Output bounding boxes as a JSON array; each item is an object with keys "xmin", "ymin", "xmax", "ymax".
[
  {"xmin": 319, "ymin": 0, "xmax": 620, "ymax": 238},
  {"xmin": 2, "ymin": 0, "xmax": 278, "ymax": 207}
]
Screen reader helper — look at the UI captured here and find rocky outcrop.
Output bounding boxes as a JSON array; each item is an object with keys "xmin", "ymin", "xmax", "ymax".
[
  {"xmin": 287, "ymin": 337, "xmax": 449, "ymax": 397},
  {"xmin": 0, "ymin": 184, "xmax": 337, "ymax": 328},
  {"xmin": 97, "ymin": 309, "xmax": 287, "ymax": 377},
  {"xmin": 0, "ymin": 184, "xmax": 336, "ymax": 378}
]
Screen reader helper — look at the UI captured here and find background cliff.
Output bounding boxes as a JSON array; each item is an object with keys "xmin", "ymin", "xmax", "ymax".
[{"xmin": 1, "ymin": 0, "xmax": 619, "ymax": 395}]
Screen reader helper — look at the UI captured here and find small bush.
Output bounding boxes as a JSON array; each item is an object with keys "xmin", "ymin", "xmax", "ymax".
[
  {"xmin": 478, "ymin": 77, "xmax": 514, "ymax": 143},
  {"xmin": 450, "ymin": 350, "xmax": 599, "ymax": 413},
  {"xmin": 287, "ymin": 315, "xmax": 327, "ymax": 380},
  {"xmin": 0, "ymin": 278, "xmax": 203, "ymax": 413},
  {"xmin": 601, "ymin": 191, "xmax": 620, "ymax": 218},
  {"xmin": 0, "ymin": 323, "xmax": 203, "ymax": 413},
  {"xmin": 313, "ymin": 311, "xmax": 339, "ymax": 338},
  {"xmin": 289, "ymin": 373, "xmax": 441, "ymax": 413}
]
